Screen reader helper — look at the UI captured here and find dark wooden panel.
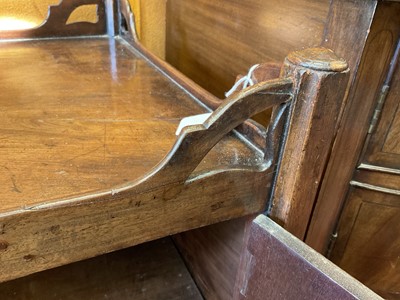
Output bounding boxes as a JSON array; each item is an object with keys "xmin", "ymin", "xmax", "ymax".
[
  {"xmin": 331, "ymin": 188, "xmax": 400, "ymax": 299},
  {"xmin": 364, "ymin": 47, "xmax": 400, "ymax": 167},
  {"xmin": 166, "ymin": 0, "xmax": 330, "ymax": 98},
  {"xmin": 174, "ymin": 217, "xmax": 252, "ymax": 300},
  {"xmin": 234, "ymin": 215, "xmax": 380, "ymax": 300},
  {"xmin": 0, "ymin": 238, "xmax": 203, "ymax": 300},
  {"xmin": 305, "ymin": 1, "xmax": 400, "ymax": 253}
]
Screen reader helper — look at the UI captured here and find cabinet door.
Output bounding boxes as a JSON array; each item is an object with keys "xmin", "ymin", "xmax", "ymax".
[
  {"xmin": 363, "ymin": 39, "xmax": 400, "ymax": 169},
  {"xmin": 330, "ymin": 31, "xmax": 400, "ymax": 299},
  {"xmin": 233, "ymin": 215, "xmax": 380, "ymax": 300},
  {"xmin": 331, "ymin": 188, "xmax": 400, "ymax": 299}
]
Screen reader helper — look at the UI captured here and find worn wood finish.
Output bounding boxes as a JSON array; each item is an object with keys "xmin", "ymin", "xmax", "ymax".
[
  {"xmin": 174, "ymin": 48, "xmax": 349, "ymax": 299},
  {"xmin": 328, "ymin": 7, "xmax": 400, "ymax": 297},
  {"xmin": 269, "ymin": 48, "xmax": 349, "ymax": 239},
  {"xmin": 353, "ymin": 169, "xmax": 400, "ymax": 192},
  {"xmin": 0, "ymin": 238, "xmax": 203, "ymax": 300},
  {"xmin": 234, "ymin": 215, "xmax": 381, "ymax": 300},
  {"xmin": 305, "ymin": 1, "xmax": 399, "ymax": 254},
  {"xmin": 0, "ymin": 37, "xmax": 267, "ymax": 212},
  {"xmin": 172, "ymin": 63, "xmax": 285, "ymax": 300},
  {"xmin": 0, "ymin": 168, "xmax": 274, "ymax": 282},
  {"xmin": 0, "ymin": 28, "xmax": 297, "ymax": 280},
  {"xmin": 166, "ymin": 3, "xmax": 374, "ymax": 297},
  {"xmin": 0, "ymin": 0, "xmax": 107, "ymax": 39},
  {"xmin": 331, "ymin": 187, "xmax": 400, "ymax": 299}
]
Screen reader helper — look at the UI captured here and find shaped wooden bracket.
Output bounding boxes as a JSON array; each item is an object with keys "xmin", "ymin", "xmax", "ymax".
[{"xmin": 125, "ymin": 77, "xmax": 293, "ymax": 192}]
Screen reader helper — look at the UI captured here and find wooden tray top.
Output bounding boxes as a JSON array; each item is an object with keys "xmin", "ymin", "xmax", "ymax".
[{"xmin": 0, "ymin": 37, "xmax": 262, "ymax": 213}]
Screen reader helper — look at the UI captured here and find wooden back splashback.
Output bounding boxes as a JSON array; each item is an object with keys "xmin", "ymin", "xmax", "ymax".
[{"xmin": 166, "ymin": 0, "xmax": 331, "ymax": 99}]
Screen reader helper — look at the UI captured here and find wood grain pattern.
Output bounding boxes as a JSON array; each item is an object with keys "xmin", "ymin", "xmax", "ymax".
[
  {"xmin": 119, "ymin": 2, "xmax": 272, "ymax": 152},
  {"xmin": 305, "ymin": 1, "xmax": 400, "ymax": 253},
  {"xmin": 269, "ymin": 48, "xmax": 349, "ymax": 239},
  {"xmin": 364, "ymin": 45, "xmax": 400, "ymax": 167},
  {"xmin": 0, "ymin": 238, "xmax": 203, "ymax": 300},
  {"xmin": 327, "ymin": 5, "xmax": 400, "ymax": 297},
  {"xmin": 171, "ymin": 63, "xmax": 285, "ymax": 300},
  {"xmin": 353, "ymin": 169, "xmax": 400, "ymax": 192},
  {"xmin": 0, "ymin": 32, "xmax": 295, "ymax": 281},
  {"xmin": 0, "ymin": 0, "xmax": 107, "ymax": 39},
  {"xmin": 162, "ymin": 2, "xmax": 361, "ymax": 297},
  {"xmin": 174, "ymin": 48, "xmax": 350, "ymax": 299},
  {"xmin": 331, "ymin": 188, "xmax": 400, "ymax": 299},
  {"xmin": 0, "ymin": 37, "xmax": 264, "ymax": 212},
  {"xmin": 166, "ymin": 0, "xmax": 330, "ymax": 99},
  {"xmin": 234, "ymin": 215, "xmax": 380, "ymax": 300}
]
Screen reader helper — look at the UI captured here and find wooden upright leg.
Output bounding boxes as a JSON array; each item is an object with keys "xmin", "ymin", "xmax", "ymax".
[{"xmin": 269, "ymin": 48, "xmax": 349, "ymax": 239}]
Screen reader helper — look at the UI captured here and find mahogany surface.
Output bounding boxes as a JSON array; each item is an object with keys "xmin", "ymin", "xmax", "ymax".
[
  {"xmin": 0, "ymin": 29, "xmax": 295, "ymax": 281},
  {"xmin": 305, "ymin": 0, "xmax": 396, "ymax": 254},
  {"xmin": 0, "ymin": 37, "xmax": 261, "ymax": 213},
  {"xmin": 329, "ymin": 4, "xmax": 400, "ymax": 298},
  {"xmin": 166, "ymin": 0, "xmax": 330, "ymax": 99}
]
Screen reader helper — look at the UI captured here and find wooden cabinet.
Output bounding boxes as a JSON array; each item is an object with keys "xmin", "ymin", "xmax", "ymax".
[
  {"xmin": 0, "ymin": 0, "xmax": 396, "ymax": 299},
  {"xmin": 330, "ymin": 29, "xmax": 400, "ymax": 299}
]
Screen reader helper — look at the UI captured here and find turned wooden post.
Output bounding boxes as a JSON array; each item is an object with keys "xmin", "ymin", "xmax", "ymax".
[{"xmin": 269, "ymin": 48, "xmax": 349, "ymax": 240}]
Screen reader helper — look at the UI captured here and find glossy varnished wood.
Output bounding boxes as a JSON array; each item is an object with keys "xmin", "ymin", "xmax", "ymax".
[
  {"xmin": 174, "ymin": 48, "xmax": 350, "ymax": 299},
  {"xmin": 0, "ymin": 238, "xmax": 203, "ymax": 300},
  {"xmin": 0, "ymin": 37, "xmax": 263, "ymax": 213},
  {"xmin": 234, "ymin": 215, "xmax": 380, "ymax": 300},
  {"xmin": 0, "ymin": 31, "xmax": 295, "ymax": 281},
  {"xmin": 166, "ymin": 3, "xmax": 376, "ymax": 297}
]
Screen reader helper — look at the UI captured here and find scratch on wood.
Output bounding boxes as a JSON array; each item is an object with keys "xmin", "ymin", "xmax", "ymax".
[{"xmin": 1, "ymin": 166, "xmax": 22, "ymax": 193}]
